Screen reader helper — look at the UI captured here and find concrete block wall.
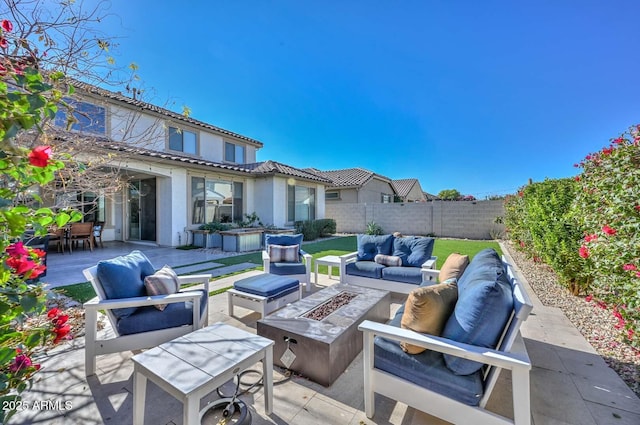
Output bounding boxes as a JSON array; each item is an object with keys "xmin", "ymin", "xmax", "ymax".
[{"xmin": 326, "ymin": 200, "xmax": 505, "ymax": 240}]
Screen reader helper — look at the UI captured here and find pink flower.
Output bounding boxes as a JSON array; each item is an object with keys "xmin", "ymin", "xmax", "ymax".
[
  {"xmin": 1, "ymin": 19, "xmax": 12, "ymax": 32},
  {"xmin": 9, "ymin": 354, "xmax": 32, "ymax": 373},
  {"xmin": 585, "ymin": 295, "xmax": 593, "ymax": 302},
  {"xmin": 623, "ymin": 264, "xmax": 637, "ymax": 271},
  {"xmin": 574, "ymin": 176, "xmax": 580, "ymax": 181},
  {"xmin": 596, "ymin": 300, "xmax": 607, "ymax": 309},
  {"xmin": 636, "ymin": 271, "xmax": 640, "ymax": 278},
  {"xmin": 613, "ymin": 137, "xmax": 625, "ymax": 145},
  {"xmin": 602, "ymin": 146, "xmax": 614, "ymax": 156},
  {"xmin": 579, "ymin": 246, "xmax": 590, "ymax": 259},
  {"xmin": 28, "ymin": 146, "xmax": 52, "ymax": 167},
  {"xmin": 0, "ymin": 37, "xmax": 7, "ymax": 50},
  {"xmin": 584, "ymin": 234, "xmax": 598, "ymax": 243},
  {"xmin": 635, "ymin": 205, "xmax": 640, "ymax": 212},
  {"xmin": 6, "ymin": 241, "xmax": 29, "ymax": 257},
  {"xmin": 6, "ymin": 256, "xmax": 39, "ymax": 277},
  {"xmin": 602, "ymin": 225, "xmax": 617, "ymax": 236}
]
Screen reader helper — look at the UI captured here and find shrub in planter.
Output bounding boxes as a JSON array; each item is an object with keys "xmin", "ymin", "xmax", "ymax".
[
  {"xmin": 314, "ymin": 218, "xmax": 336, "ymax": 237},
  {"xmin": 294, "ymin": 220, "xmax": 319, "ymax": 241}
]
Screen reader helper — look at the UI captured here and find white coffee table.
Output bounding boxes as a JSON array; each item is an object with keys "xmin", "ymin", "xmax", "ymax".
[
  {"xmin": 314, "ymin": 255, "xmax": 341, "ymax": 285},
  {"xmin": 132, "ymin": 322, "xmax": 273, "ymax": 425}
]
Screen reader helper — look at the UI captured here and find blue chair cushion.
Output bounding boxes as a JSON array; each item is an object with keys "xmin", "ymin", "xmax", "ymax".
[
  {"xmin": 442, "ymin": 249, "xmax": 514, "ymax": 375},
  {"xmin": 116, "ymin": 289, "xmax": 208, "ymax": 336},
  {"xmin": 456, "ymin": 248, "xmax": 503, "ymax": 293},
  {"xmin": 356, "ymin": 234, "xmax": 394, "ymax": 261},
  {"xmin": 392, "ymin": 237, "xmax": 435, "ymax": 267},
  {"xmin": 97, "ymin": 250, "xmax": 156, "ymax": 318},
  {"xmin": 264, "ymin": 233, "xmax": 303, "ymax": 247},
  {"xmin": 234, "ymin": 273, "xmax": 299, "ymax": 298},
  {"xmin": 374, "ymin": 309, "xmax": 484, "ymax": 406},
  {"xmin": 345, "ymin": 261, "xmax": 385, "ymax": 279},
  {"xmin": 269, "ymin": 262, "xmax": 307, "ymax": 276},
  {"xmin": 381, "ymin": 266, "xmax": 423, "ymax": 284}
]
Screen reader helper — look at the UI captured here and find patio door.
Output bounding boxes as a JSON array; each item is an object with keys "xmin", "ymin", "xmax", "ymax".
[{"xmin": 128, "ymin": 178, "xmax": 157, "ymax": 242}]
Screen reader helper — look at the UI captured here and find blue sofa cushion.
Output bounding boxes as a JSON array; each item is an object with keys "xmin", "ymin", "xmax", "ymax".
[
  {"xmin": 381, "ymin": 266, "xmax": 423, "ymax": 284},
  {"xmin": 345, "ymin": 261, "xmax": 386, "ymax": 279},
  {"xmin": 96, "ymin": 250, "xmax": 156, "ymax": 319},
  {"xmin": 234, "ymin": 273, "xmax": 299, "ymax": 297},
  {"xmin": 116, "ymin": 289, "xmax": 208, "ymax": 336},
  {"xmin": 442, "ymin": 250, "xmax": 514, "ymax": 375},
  {"xmin": 456, "ymin": 248, "xmax": 502, "ymax": 292},
  {"xmin": 264, "ymin": 233, "xmax": 303, "ymax": 248},
  {"xmin": 356, "ymin": 234, "xmax": 394, "ymax": 261},
  {"xmin": 392, "ymin": 237, "xmax": 435, "ymax": 267},
  {"xmin": 268, "ymin": 262, "xmax": 307, "ymax": 276},
  {"xmin": 373, "ymin": 309, "xmax": 484, "ymax": 406}
]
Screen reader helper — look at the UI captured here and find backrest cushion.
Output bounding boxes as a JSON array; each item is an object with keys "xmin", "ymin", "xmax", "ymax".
[
  {"xmin": 374, "ymin": 254, "xmax": 402, "ymax": 267},
  {"xmin": 392, "ymin": 236, "xmax": 435, "ymax": 267},
  {"xmin": 264, "ymin": 233, "xmax": 303, "ymax": 248},
  {"xmin": 439, "ymin": 253, "xmax": 470, "ymax": 282},
  {"xmin": 144, "ymin": 265, "xmax": 179, "ymax": 311},
  {"xmin": 96, "ymin": 250, "xmax": 156, "ymax": 318},
  {"xmin": 268, "ymin": 244, "xmax": 300, "ymax": 263},
  {"xmin": 441, "ymin": 249, "xmax": 514, "ymax": 375},
  {"xmin": 356, "ymin": 234, "xmax": 394, "ymax": 261},
  {"xmin": 400, "ymin": 282, "xmax": 458, "ymax": 354}
]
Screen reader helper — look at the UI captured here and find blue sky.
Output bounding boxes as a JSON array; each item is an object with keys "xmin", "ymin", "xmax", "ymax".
[{"xmin": 96, "ymin": 1, "xmax": 639, "ymax": 198}]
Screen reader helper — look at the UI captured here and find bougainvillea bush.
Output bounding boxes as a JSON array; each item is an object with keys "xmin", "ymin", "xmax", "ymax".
[
  {"xmin": 1, "ymin": 19, "xmax": 80, "ymax": 423},
  {"xmin": 573, "ymin": 126, "xmax": 640, "ymax": 346}
]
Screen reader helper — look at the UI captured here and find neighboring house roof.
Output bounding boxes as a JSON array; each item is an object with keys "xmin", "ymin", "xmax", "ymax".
[
  {"xmin": 423, "ymin": 192, "xmax": 439, "ymax": 201},
  {"xmin": 70, "ymin": 80, "xmax": 264, "ymax": 148},
  {"xmin": 101, "ymin": 142, "xmax": 330, "ymax": 183},
  {"xmin": 392, "ymin": 178, "xmax": 420, "ymax": 199},
  {"xmin": 310, "ymin": 167, "xmax": 392, "ymax": 189}
]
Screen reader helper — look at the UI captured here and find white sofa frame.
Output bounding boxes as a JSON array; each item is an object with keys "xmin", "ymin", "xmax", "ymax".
[
  {"xmin": 339, "ymin": 252, "xmax": 437, "ymax": 294},
  {"xmin": 358, "ymin": 256, "xmax": 534, "ymax": 425},
  {"xmin": 262, "ymin": 249, "xmax": 312, "ymax": 292},
  {"xmin": 83, "ymin": 266, "xmax": 211, "ymax": 376}
]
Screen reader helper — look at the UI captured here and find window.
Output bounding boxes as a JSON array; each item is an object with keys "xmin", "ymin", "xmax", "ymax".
[
  {"xmin": 382, "ymin": 194, "xmax": 392, "ymax": 203},
  {"xmin": 55, "ymin": 191, "xmax": 105, "ymax": 223},
  {"xmin": 54, "ymin": 98, "xmax": 106, "ymax": 135},
  {"xmin": 288, "ymin": 184, "xmax": 316, "ymax": 222},
  {"xmin": 325, "ymin": 191, "xmax": 340, "ymax": 200},
  {"xmin": 191, "ymin": 177, "xmax": 242, "ymax": 224},
  {"xmin": 224, "ymin": 142, "xmax": 245, "ymax": 163},
  {"xmin": 169, "ymin": 127, "xmax": 197, "ymax": 154}
]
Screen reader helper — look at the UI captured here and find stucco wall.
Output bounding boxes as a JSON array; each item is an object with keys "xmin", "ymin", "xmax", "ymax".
[
  {"xmin": 358, "ymin": 178, "xmax": 395, "ymax": 203},
  {"xmin": 326, "ymin": 200, "xmax": 505, "ymax": 240}
]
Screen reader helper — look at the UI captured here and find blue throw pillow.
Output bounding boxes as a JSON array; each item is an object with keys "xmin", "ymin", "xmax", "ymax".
[
  {"xmin": 456, "ymin": 248, "xmax": 503, "ymax": 292},
  {"xmin": 441, "ymin": 257, "xmax": 514, "ymax": 375},
  {"xmin": 356, "ymin": 234, "xmax": 394, "ymax": 261},
  {"xmin": 392, "ymin": 237, "xmax": 435, "ymax": 267},
  {"xmin": 96, "ymin": 250, "xmax": 156, "ymax": 318},
  {"xmin": 264, "ymin": 233, "xmax": 303, "ymax": 248}
]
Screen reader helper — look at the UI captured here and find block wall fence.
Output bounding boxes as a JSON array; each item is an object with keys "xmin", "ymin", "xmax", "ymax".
[{"xmin": 325, "ymin": 200, "xmax": 505, "ymax": 240}]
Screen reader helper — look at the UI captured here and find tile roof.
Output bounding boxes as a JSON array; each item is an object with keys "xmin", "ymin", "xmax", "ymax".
[
  {"xmin": 69, "ymin": 79, "xmax": 264, "ymax": 148},
  {"xmin": 100, "ymin": 142, "xmax": 329, "ymax": 183},
  {"xmin": 392, "ymin": 178, "xmax": 419, "ymax": 198},
  {"xmin": 310, "ymin": 167, "xmax": 392, "ymax": 188}
]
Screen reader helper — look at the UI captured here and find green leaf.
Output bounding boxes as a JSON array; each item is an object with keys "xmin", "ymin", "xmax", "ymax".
[
  {"xmin": 55, "ymin": 212, "xmax": 71, "ymax": 227},
  {"xmin": 19, "ymin": 295, "xmax": 38, "ymax": 313}
]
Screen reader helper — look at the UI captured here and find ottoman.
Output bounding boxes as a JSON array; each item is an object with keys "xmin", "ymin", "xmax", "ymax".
[{"xmin": 228, "ymin": 273, "xmax": 302, "ymax": 319}]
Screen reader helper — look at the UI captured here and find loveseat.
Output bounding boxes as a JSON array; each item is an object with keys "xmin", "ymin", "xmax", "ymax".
[
  {"xmin": 339, "ymin": 234, "xmax": 437, "ymax": 294},
  {"xmin": 358, "ymin": 248, "xmax": 534, "ymax": 425}
]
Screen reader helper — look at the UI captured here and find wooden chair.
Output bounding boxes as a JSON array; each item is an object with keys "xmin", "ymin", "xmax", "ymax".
[
  {"xmin": 69, "ymin": 222, "xmax": 94, "ymax": 252},
  {"xmin": 83, "ymin": 251, "xmax": 211, "ymax": 376},
  {"xmin": 47, "ymin": 227, "xmax": 66, "ymax": 254}
]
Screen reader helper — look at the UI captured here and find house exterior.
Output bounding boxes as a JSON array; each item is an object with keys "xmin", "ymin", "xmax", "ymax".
[
  {"xmin": 392, "ymin": 178, "xmax": 426, "ymax": 202},
  {"xmin": 48, "ymin": 82, "xmax": 330, "ymax": 247},
  {"xmin": 310, "ymin": 168, "xmax": 396, "ymax": 204}
]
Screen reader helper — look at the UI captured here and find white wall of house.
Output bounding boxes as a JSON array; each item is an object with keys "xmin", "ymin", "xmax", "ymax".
[
  {"xmin": 359, "ymin": 178, "xmax": 395, "ymax": 203},
  {"xmin": 405, "ymin": 183, "xmax": 426, "ymax": 202},
  {"xmin": 108, "ymin": 104, "xmax": 165, "ymax": 150},
  {"xmin": 253, "ymin": 177, "xmax": 275, "ymax": 226}
]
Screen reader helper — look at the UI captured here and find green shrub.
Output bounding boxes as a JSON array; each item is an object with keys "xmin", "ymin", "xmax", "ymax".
[
  {"xmin": 365, "ymin": 221, "xmax": 383, "ymax": 235},
  {"xmin": 314, "ymin": 218, "xmax": 336, "ymax": 237},
  {"xmin": 199, "ymin": 221, "xmax": 231, "ymax": 232},
  {"xmin": 294, "ymin": 220, "xmax": 319, "ymax": 241}
]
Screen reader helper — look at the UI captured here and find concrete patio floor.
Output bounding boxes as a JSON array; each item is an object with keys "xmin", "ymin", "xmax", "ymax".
[{"xmin": 10, "ymin": 244, "xmax": 640, "ymax": 424}]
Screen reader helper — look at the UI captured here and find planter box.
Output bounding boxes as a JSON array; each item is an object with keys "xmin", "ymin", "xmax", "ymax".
[
  {"xmin": 220, "ymin": 229, "xmax": 264, "ymax": 252},
  {"xmin": 191, "ymin": 230, "xmax": 222, "ymax": 248}
]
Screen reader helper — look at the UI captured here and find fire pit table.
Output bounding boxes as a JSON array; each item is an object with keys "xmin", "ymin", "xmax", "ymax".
[{"xmin": 257, "ymin": 284, "xmax": 390, "ymax": 386}]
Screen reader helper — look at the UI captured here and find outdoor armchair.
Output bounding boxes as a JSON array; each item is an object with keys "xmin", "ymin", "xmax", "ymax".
[{"xmin": 262, "ymin": 233, "xmax": 312, "ymax": 292}]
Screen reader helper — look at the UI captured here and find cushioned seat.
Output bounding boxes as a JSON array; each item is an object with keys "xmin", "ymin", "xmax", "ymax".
[
  {"xmin": 381, "ymin": 266, "xmax": 423, "ymax": 284},
  {"xmin": 345, "ymin": 261, "xmax": 386, "ymax": 279},
  {"xmin": 269, "ymin": 262, "xmax": 307, "ymax": 276},
  {"xmin": 374, "ymin": 310, "xmax": 484, "ymax": 406},
  {"xmin": 234, "ymin": 273, "xmax": 299, "ymax": 301},
  {"xmin": 117, "ymin": 289, "xmax": 208, "ymax": 335}
]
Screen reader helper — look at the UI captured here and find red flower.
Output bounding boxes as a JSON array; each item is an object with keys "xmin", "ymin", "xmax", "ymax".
[
  {"xmin": 31, "ymin": 248, "xmax": 46, "ymax": 258},
  {"xmin": 602, "ymin": 146, "xmax": 614, "ymax": 156},
  {"xmin": 53, "ymin": 324, "xmax": 71, "ymax": 343},
  {"xmin": 596, "ymin": 300, "xmax": 607, "ymax": 309},
  {"xmin": 585, "ymin": 295, "xmax": 593, "ymax": 302},
  {"xmin": 6, "ymin": 256, "xmax": 38, "ymax": 276},
  {"xmin": 1, "ymin": 19, "xmax": 12, "ymax": 32},
  {"xmin": 602, "ymin": 225, "xmax": 617, "ymax": 236},
  {"xmin": 584, "ymin": 234, "xmax": 598, "ymax": 243},
  {"xmin": 0, "ymin": 38, "xmax": 7, "ymax": 50},
  {"xmin": 574, "ymin": 176, "xmax": 580, "ymax": 181},
  {"xmin": 28, "ymin": 146, "xmax": 52, "ymax": 167},
  {"xmin": 629, "ymin": 329, "xmax": 635, "ymax": 339},
  {"xmin": 623, "ymin": 264, "xmax": 637, "ymax": 271},
  {"xmin": 613, "ymin": 137, "xmax": 625, "ymax": 145},
  {"xmin": 635, "ymin": 205, "xmax": 640, "ymax": 212},
  {"xmin": 54, "ymin": 315, "xmax": 69, "ymax": 327},
  {"xmin": 636, "ymin": 271, "xmax": 640, "ymax": 278},
  {"xmin": 9, "ymin": 354, "xmax": 32, "ymax": 373},
  {"xmin": 579, "ymin": 246, "xmax": 590, "ymax": 259},
  {"xmin": 6, "ymin": 241, "xmax": 29, "ymax": 257},
  {"xmin": 47, "ymin": 308, "xmax": 60, "ymax": 319}
]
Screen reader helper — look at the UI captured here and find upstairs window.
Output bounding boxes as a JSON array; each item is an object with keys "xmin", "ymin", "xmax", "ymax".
[
  {"xmin": 381, "ymin": 194, "xmax": 392, "ymax": 203},
  {"xmin": 224, "ymin": 142, "xmax": 245, "ymax": 163},
  {"xmin": 54, "ymin": 99, "xmax": 106, "ymax": 135},
  {"xmin": 169, "ymin": 127, "xmax": 197, "ymax": 154}
]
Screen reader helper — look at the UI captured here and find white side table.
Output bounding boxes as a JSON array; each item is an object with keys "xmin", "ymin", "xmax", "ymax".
[
  {"xmin": 132, "ymin": 322, "xmax": 273, "ymax": 425},
  {"xmin": 314, "ymin": 255, "xmax": 342, "ymax": 285}
]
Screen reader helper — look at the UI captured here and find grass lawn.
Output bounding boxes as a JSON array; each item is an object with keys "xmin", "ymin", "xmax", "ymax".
[{"xmin": 59, "ymin": 236, "xmax": 501, "ymax": 302}]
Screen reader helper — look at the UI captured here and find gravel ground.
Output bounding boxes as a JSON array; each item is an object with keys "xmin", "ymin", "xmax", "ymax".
[{"xmin": 505, "ymin": 242, "xmax": 640, "ymax": 397}]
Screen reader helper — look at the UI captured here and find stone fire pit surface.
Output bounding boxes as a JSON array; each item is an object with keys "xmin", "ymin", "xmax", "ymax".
[{"xmin": 257, "ymin": 284, "xmax": 390, "ymax": 386}]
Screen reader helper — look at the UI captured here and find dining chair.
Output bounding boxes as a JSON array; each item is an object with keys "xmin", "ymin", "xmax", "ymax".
[{"xmin": 69, "ymin": 222, "xmax": 94, "ymax": 252}]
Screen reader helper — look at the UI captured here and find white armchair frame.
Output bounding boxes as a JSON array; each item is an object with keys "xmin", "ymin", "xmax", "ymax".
[
  {"xmin": 83, "ymin": 266, "xmax": 211, "ymax": 376},
  {"xmin": 358, "ymin": 256, "xmax": 534, "ymax": 425},
  {"xmin": 262, "ymin": 249, "xmax": 312, "ymax": 292}
]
